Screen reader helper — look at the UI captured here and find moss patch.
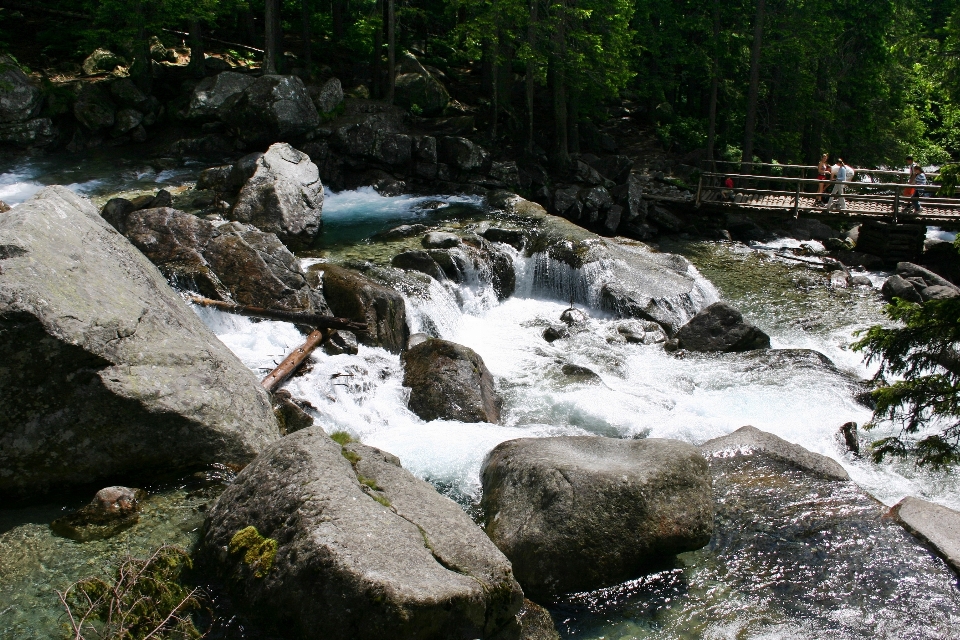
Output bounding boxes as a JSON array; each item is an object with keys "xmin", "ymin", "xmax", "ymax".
[
  {"xmin": 229, "ymin": 526, "xmax": 278, "ymax": 578},
  {"xmin": 330, "ymin": 430, "xmax": 355, "ymax": 446}
]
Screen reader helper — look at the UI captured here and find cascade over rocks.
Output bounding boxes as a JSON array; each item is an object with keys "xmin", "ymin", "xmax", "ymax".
[
  {"xmin": 221, "ymin": 75, "xmax": 320, "ymax": 144},
  {"xmin": 308, "ymin": 263, "xmax": 409, "ymax": 353},
  {"xmin": 109, "ymin": 206, "xmax": 325, "ymax": 313},
  {"xmin": 0, "ymin": 187, "xmax": 278, "ymax": 500},
  {"xmin": 675, "ymin": 302, "xmax": 771, "ymax": 352},
  {"xmin": 230, "ymin": 143, "xmax": 324, "ymax": 248},
  {"xmin": 201, "ymin": 428, "xmax": 523, "ymax": 640},
  {"xmin": 0, "ymin": 55, "xmax": 42, "ymax": 124},
  {"xmin": 491, "ymin": 193, "xmax": 715, "ymax": 333},
  {"xmin": 402, "ymin": 338, "xmax": 502, "ymax": 423},
  {"xmin": 481, "ymin": 436, "xmax": 714, "ymax": 598}
]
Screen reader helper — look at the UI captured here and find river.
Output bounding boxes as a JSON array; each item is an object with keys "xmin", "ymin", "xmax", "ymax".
[{"xmin": 1, "ymin": 151, "xmax": 958, "ymax": 639}]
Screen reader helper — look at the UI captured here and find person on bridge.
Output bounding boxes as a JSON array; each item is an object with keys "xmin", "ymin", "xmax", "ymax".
[
  {"xmin": 816, "ymin": 154, "xmax": 831, "ymax": 204},
  {"xmin": 826, "ymin": 159, "xmax": 854, "ymax": 211},
  {"xmin": 908, "ymin": 164, "xmax": 927, "ymax": 214}
]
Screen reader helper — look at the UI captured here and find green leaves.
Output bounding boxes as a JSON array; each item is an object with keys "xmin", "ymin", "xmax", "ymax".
[{"xmin": 853, "ymin": 296, "xmax": 960, "ymax": 468}]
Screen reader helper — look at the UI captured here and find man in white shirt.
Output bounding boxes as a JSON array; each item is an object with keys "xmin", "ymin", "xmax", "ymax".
[{"xmin": 826, "ymin": 159, "xmax": 854, "ymax": 211}]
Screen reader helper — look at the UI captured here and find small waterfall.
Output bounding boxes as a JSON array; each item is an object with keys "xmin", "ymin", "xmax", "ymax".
[{"xmin": 514, "ymin": 251, "xmax": 609, "ymax": 307}]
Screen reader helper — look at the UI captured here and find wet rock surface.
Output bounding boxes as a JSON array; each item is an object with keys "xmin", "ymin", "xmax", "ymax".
[
  {"xmin": 890, "ymin": 496, "xmax": 960, "ymax": 574},
  {"xmin": 700, "ymin": 425, "xmax": 849, "ymax": 481},
  {"xmin": 882, "ymin": 261, "xmax": 960, "ymax": 303},
  {"xmin": 0, "ymin": 187, "xmax": 278, "ymax": 500},
  {"xmin": 230, "ymin": 142, "xmax": 324, "ymax": 248},
  {"xmin": 310, "ymin": 263, "xmax": 409, "ymax": 353},
  {"xmin": 675, "ymin": 302, "xmax": 771, "ymax": 352},
  {"xmin": 201, "ymin": 428, "xmax": 523, "ymax": 640},
  {"xmin": 481, "ymin": 436, "xmax": 714, "ymax": 599},
  {"xmin": 0, "ymin": 55, "xmax": 42, "ymax": 124},
  {"xmin": 50, "ymin": 486, "xmax": 146, "ymax": 542},
  {"xmin": 402, "ymin": 338, "xmax": 502, "ymax": 423},
  {"xmin": 111, "ymin": 206, "xmax": 324, "ymax": 313}
]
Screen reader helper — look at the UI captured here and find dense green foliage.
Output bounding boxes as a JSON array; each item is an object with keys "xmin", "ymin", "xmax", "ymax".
[
  {"xmin": 4, "ymin": 1, "xmax": 960, "ymax": 164},
  {"xmin": 854, "ymin": 293, "xmax": 960, "ymax": 468}
]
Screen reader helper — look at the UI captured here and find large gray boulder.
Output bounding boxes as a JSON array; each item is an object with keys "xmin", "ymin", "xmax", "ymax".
[
  {"xmin": 393, "ymin": 52, "xmax": 450, "ymax": 116},
  {"xmin": 309, "ymin": 263, "xmax": 409, "ymax": 353},
  {"xmin": 202, "ymin": 428, "xmax": 523, "ymax": 640},
  {"xmin": 231, "ymin": 143, "xmax": 323, "ymax": 248},
  {"xmin": 481, "ymin": 436, "xmax": 714, "ymax": 598},
  {"xmin": 0, "ymin": 117, "xmax": 56, "ymax": 148},
  {"xmin": 312, "ymin": 77, "xmax": 344, "ymax": 115},
  {"xmin": 108, "ymin": 206, "xmax": 325, "ymax": 314},
  {"xmin": 675, "ymin": 301, "xmax": 770, "ymax": 352},
  {"xmin": 700, "ymin": 425, "xmax": 849, "ymax": 481},
  {"xmin": 73, "ymin": 83, "xmax": 116, "ymax": 132},
  {"xmin": 402, "ymin": 338, "xmax": 502, "ymax": 423},
  {"xmin": 82, "ymin": 48, "xmax": 126, "ymax": 75},
  {"xmin": 0, "ymin": 187, "xmax": 279, "ymax": 500},
  {"xmin": 700, "ymin": 425, "xmax": 960, "ymax": 635},
  {"xmin": 880, "ymin": 274, "xmax": 923, "ymax": 303},
  {"xmin": 186, "ymin": 71, "xmax": 255, "ymax": 120},
  {"xmin": 883, "ymin": 262, "xmax": 960, "ymax": 303},
  {"xmin": 490, "ymin": 194, "xmax": 716, "ymax": 334},
  {"xmin": 890, "ymin": 496, "xmax": 960, "ymax": 574},
  {"xmin": 222, "ymin": 75, "xmax": 320, "ymax": 144},
  {"xmin": 0, "ymin": 55, "xmax": 42, "ymax": 123},
  {"xmin": 439, "ymin": 136, "xmax": 490, "ymax": 172}
]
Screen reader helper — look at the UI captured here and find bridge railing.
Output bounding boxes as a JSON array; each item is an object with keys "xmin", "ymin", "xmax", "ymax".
[
  {"xmin": 699, "ymin": 160, "xmax": 940, "ymax": 183},
  {"xmin": 695, "ymin": 171, "xmax": 960, "ymax": 223}
]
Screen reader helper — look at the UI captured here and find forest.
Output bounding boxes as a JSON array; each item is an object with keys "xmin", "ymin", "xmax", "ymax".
[{"xmin": 3, "ymin": 0, "xmax": 960, "ymax": 170}]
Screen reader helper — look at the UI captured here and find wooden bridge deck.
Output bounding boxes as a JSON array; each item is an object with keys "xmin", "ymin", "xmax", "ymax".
[{"xmin": 695, "ymin": 165, "xmax": 960, "ymax": 228}]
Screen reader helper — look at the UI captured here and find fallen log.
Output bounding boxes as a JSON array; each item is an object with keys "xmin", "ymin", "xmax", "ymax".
[
  {"xmin": 261, "ymin": 329, "xmax": 332, "ymax": 393},
  {"xmin": 185, "ymin": 295, "xmax": 367, "ymax": 333}
]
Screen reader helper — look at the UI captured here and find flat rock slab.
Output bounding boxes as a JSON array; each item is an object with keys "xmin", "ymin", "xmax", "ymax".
[
  {"xmin": 891, "ymin": 496, "xmax": 960, "ymax": 574},
  {"xmin": 202, "ymin": 428, "xmax": 522, "ymax": 640},
  {"xmin": 700, "ymin": 425, "xmax": 849, "ymax": 481},
  {"xmin": 482, "ymin": 436, "xmax": 714, "ymax": 599},
  {"xmin": 0, "ymin": 187, "xmax": 278, "ymax": 500}
]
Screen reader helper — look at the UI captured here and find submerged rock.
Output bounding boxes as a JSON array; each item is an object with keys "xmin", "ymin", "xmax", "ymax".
[
  {"xmin": 402, "ymin": 339, "xmax": 502, "ymax": 423},
  {"xmin": 675, "ymin": 302, "xmax": 770, "ymax": 352},
  {"xmin": 0, "ymin": 187, "xmax": 278, "ymax": 500},
  {"xmin": 310, "ymin": 264, "xmax": 409, "ymax": 353},
  {"xmin": 231, "ymin": 143, "xmax": 324, "ymax": 248},
  {"xmin": 890, "ymin": 496, "xmax": 960, "ymax": 574},
  {"xmin": 50, "ymin": 486, "xmax": 145, "ymax": 542},
  {"xmin": 481, "ymin": 436, "xmax": 714, "ymax": 598},
  {"xmin": 202, "ymin": 428, "xmax": 523, "ymax": 639}
]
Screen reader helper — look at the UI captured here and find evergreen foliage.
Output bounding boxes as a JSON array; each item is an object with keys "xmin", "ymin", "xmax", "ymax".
[{"xmin": 853, "ymin": 293, "xmax": 960, "ymax": 468}]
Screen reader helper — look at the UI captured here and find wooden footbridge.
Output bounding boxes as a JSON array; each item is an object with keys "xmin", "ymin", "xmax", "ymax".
[{"xmin": 695, "ymin": 160, "xmax": 960, "ymax": 228}]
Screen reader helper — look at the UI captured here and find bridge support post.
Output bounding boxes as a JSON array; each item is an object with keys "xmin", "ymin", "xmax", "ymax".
[
  {"xmin": 893, "ymin": 185, "xmax": 900, "ymax": 224},
  {"xmin": 792, "ymin": 181, "xmax": 800, "ymax": 217}
]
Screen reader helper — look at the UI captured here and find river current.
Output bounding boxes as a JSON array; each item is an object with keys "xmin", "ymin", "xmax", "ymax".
[{"xmin": 1, "ymin": 153, "xmax": 959, "ymax": 639}]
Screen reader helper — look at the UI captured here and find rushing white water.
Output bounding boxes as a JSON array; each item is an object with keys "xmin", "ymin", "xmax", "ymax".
[{"xmin": 194, "ymin": 188, "xmax": 960, "ymax": 514}]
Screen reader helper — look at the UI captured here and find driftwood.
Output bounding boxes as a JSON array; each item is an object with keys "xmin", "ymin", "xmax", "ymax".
[
  {"xmin": 261, "ymin": 329, "xmax": 332, "ymax": 392},
  {"xmin": 162, "ymin": 28, "xmax": 264, "ymax": 54},
  {"xmin": 186, "ymin": 295, "xmax": 366, "ymax": 333}
]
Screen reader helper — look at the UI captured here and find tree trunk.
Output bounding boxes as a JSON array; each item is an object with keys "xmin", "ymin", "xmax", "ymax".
[
  {"xmin": 491, "ymin": 3, "xmax": 500, "ymax": 139},
  {"xmin": 130, "ymin": 0, "xmax": 152, "ymax": 92},
  {"xmin": 264, "ymin": 0, "xmax": 280, "ymax": 75},
  {"xmin": 261, "ymin": 329, "xmax": 332, "ymax": 392},
  {"xmin": 301, "ymin": 0, "xmax": 312, "ymax": 70},
  {"xmin": 332, "ymin": 0, "xmax": 346, "ymax": 44},
  {"xmin": 240, "ymin": 6, "xmax": 258, "ymax": 47},
  {"xmin": 373, "ymin": 0, "xmax": 383, "ymax": 98},
  {"xmin": 525, "ymin": 0, "xmax": 538, "ymax": 155},
  {"xmin": 387, "ymin": 0, "xmax": 396, "ymax": 103},
  {"xmin": 187, "ymin": 17, "xmax": 205, "ymax": 78},
  {"xmin": 741, "ymin": 0, "xmax": 765, "ymax": 170},
  {"xmin": 706, "ymin": 0, "xmax": 720, "ymax": 165},
  {"xmin": 568, "ymin": 88, "xmax": 579, "ymax": 154},
  {"xmin": 550, "ymin": 1, "xmax": 568, "ymax": 169}
]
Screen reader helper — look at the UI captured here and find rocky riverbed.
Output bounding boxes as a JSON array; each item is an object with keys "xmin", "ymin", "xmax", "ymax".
[{"xmin": 2, "ymin": 141, "xmax": 960, "ymax": 639}]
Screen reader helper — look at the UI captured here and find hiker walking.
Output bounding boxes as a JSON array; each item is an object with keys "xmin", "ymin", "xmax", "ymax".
[
  {"xmin": 816, "ymin": 154, "xmax": 831, "ymax": 205},
  {"xmin": 907, "ymin": 164, "xmax": 927, "ymax": 214},
  {"xmin": 826, "ymin": 159, "xmax": 854, "ymax": 211}
]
